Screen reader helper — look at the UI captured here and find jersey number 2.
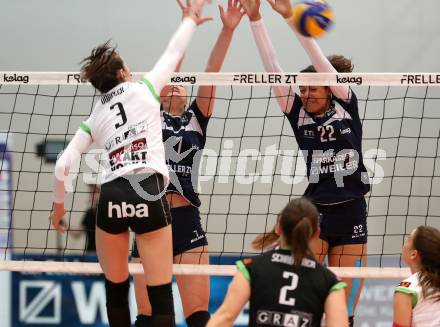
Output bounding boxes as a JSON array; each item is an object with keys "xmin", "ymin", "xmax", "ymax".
[
  {"xmin": 279, "ymin": 271, "xmax": 299, "ymax": 306},
  {"xmin": 110, "ymin": 102, "xmax": 127, "ymax": 129}
]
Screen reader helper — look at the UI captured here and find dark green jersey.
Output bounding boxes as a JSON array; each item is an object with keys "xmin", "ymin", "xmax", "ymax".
[{"xmin": 237, "ymin": 249, "xmax": 346, "ymax": 327}]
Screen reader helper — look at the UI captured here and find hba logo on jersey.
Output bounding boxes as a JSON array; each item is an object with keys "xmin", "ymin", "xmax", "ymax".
[{"xmin": 108, "ymin": 202, "xmax": 149, "ymax": 218}]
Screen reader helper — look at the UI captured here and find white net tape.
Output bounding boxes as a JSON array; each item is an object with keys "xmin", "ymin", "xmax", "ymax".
[
  {"xmin": 1, "ymin": 72, "xmax": 440, "ymax": 86},
  {"xmin": 0, "ymin": 261, "xmax": 411, "ymax": 278}
]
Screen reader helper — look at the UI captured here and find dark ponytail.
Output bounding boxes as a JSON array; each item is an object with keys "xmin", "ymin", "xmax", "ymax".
[
  {"xmin": 290, "ymin": 217, "xmax": 314, "ymax": 266},
  {"xmin": 413, "ymin": 226, "xmax": 440, "ymax": 302},
  {"xmin": 301, "ymin": 54, "xmax": 354, "ymax": 73},
  {"xmin": 279, "ymin": 198, "xmax": 319, "ymax": 267},
  {"xmin": 80, "ymin": 40, "xmax": 124, "ymax": 94}
]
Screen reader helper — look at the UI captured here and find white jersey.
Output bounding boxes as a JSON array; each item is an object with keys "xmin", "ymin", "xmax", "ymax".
[
  {"xmin": 395, "ymin": 273, "xmax": 440, "ymax": 327},
  {"xmin": 52, "ymin": 18, "xmax": 196, "ymax": 203},
  {"xmin": 82, "ymin": 80, "xmax": 169, "ymax": 185}
]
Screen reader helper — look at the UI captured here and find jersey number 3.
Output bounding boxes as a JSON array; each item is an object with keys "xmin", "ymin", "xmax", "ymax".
[
  {"xmin": 110, "ymin": 102, "xmax": 127, "ymax": 129},
  {"xmin": 279, "ymin": 271, "xmax": 299, "ymax": 306}
]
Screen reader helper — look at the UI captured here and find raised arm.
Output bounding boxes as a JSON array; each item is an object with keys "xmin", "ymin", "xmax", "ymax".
[
  {"xmin": 289, "ymin": 23, "xmax": 351, "ymax": 100},
  {"xmin": 50, "ymin": 129, "xmax": 92, "ymax": 232},
  {"xmin": 267, "ymin": 0, "xmax": 351, "ymax": 101},
  {"xmin": 240, "ymin": 0, "xmax": 295, "ymax": 113},
  {"xmin": 173, "ymin": 0, "xmax": 200, "ymax": 73},
  {"xmin": 196, "ymin": 0, "xmax": 244, "ymax": 117},
  {"xmin": 144, "ymin": 0, "xmax": 212, "ymax": 94}
]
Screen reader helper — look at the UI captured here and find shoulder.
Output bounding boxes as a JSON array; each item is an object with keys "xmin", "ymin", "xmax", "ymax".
[
  {"xmin": 236, "ymin": 250, "xmax": 278, "ymax": 281},
  {"xmin": 396, "ymin": 273, "xmax": 420, "ymax": 291},
  {"xmin": 132, "ymin": 81, "xmax": 149, "ymax": 95},
  {"xmin": 127, "ymin": 81, "xmax": 159, "ymax": 103},
  {"xmin": 82, "ymin": 103, "xmax": 100, "ymax": 135},
  {"xmin": 239, "ymin": 250, "xmax": 276, "ymax": 269},
  {"xmin": 246, "ymin": 251, "xmax": 274, "ymax": 265},
  {"xmin": 312, "ymin": 262, "xmax": 335, "ymax": 279},
  {"xmin": 395, "ymin": 273, "xmax": 419, "ymax": 307},
  {"xmin": 236, "ymin": 257, "xmax": 254, "ymax": 282}
]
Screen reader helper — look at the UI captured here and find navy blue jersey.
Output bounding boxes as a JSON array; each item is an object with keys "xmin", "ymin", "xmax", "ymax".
[
  {"xmin": 237, "ymin": 249, "xmax": 346, "ymax": 327},
  {"xmin": 161, "ymin": 100, "xmax": 209, "ymax": 207},
  {"xmin": 285, "ymin": 91, "xmax": 370, "ymax": 204}
]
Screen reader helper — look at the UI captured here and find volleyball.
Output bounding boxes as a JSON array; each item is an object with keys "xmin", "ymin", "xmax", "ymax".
[{"xmin": 291, "ymin": 0, "xmax": 334, "ymax": 38}]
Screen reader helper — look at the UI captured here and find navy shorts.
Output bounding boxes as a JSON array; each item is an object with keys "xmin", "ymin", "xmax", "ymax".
[
  {"xmin": 96, "ymin": 173, "xmax": 171, "ymax": 235},
  {"xmin": 316, "ymin": 197, "xmax": 368, "ymax": 247},
  {"xmin": 133, "ymin": 205, "xmax": 207, "ymax": 257}
]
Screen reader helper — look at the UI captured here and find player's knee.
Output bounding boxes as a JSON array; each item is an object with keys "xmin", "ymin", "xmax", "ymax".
[
  {"xmin": 185, "ymin": 310, "xmax": 211, "ymax": 327},
  {"xmin": 147, "ymin": 282, "xmax": 174, "ymax": 315},
  {"xmin": 105, "ymin": 277, "xmax": 130, "ymax": 307}
]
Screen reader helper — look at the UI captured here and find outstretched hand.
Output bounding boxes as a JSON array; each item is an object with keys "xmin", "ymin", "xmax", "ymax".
[
  {"xmin": 49, "ymin": 202, "xmax": 66, "ymax": 233},
  {"xmin": 219, "ymin": 0, "xmax": 245, "ymax": 31},
  {"xmin": 178, "ymin": 0, "xmax": 213, "ymax": 26},
  {"xmin": 266, "ymin": 0, "xmax": 293, "ymax": 19},
  {"xmin": 238, "ymin": 0, "xmax": 261, "ymax": 22}
]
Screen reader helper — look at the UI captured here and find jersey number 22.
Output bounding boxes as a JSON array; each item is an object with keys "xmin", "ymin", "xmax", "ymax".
[{"xmin": 317, "ymin": 125, "xmax": 336, "ymax": 143}]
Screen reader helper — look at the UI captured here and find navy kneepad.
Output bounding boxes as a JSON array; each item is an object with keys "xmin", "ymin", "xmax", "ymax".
[
  {"xmin": 186, "ymin": 311, "xmax": 211, "ymax": 327},
  {"xmin": 104, "ymin": 277, "xmax": 131, "ymax": 327},
  {"xmin": 105, "ymin": 277, "xmax": 130, "ymax": 306},
  {"xmin": 147, "ymin": 283, "xmax": 174, "ymax": 315},
  {"xmin": 135, "ymin": 314, "xmax": 152, "ymax": 327}
]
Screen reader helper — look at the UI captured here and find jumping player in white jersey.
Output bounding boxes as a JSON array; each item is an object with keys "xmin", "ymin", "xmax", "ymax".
[
  {"xmin": 393, "ymin": 226, "xmax": 440, "ymax": 327},
  {"xmin": 49, "ymin": 1, "xmax": 211, "ymax": 326},
  {"xmin": 207, "ymin": 197, "xmax": 348, "ymax": 327},
  {"xmin": 239, "ymin": 1, "xmax": 370, "ymax": 325},
  {"xmin": 131, "ymin": 1, "xmax": 244, "ymax": 326}
]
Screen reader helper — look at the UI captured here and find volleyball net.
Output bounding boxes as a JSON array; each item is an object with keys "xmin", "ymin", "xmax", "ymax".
[{"xmin": 0, "ymin": 72, "xmax": 439, "ymax": 278}]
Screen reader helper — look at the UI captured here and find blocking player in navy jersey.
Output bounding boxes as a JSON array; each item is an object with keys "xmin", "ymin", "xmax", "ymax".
[
  {"xmin": 207, "ymin": 197, "xmax": 348, "ymax": 327},
  {"xmin": 130, "ymin": 1, "xmax": 244, "ymax": 326},
  {"xmin": 49, "ymin": 2, "xmax": 211, "ymax": 326},
  {"xmin": 239, "ymin": 1, "xmax": 370, "ymax": 325}
]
